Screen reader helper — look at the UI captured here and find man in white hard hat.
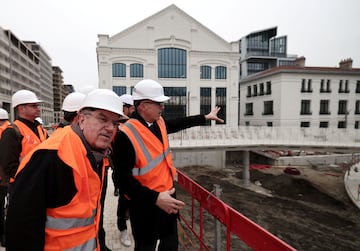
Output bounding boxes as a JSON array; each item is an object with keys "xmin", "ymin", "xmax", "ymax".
[
  {"xmin": 6, "ymin": 89, "xmax": 123, "ymax": 251},
  {"xmin": 0, "ymin": 90, "xmax": 47, "ymax": 178},
  {"xmin": 112, "ymin": 79, "xmax": 223, "ymax": 251},
  {"xmin": 0, "ymin": 90, "xmax": 47, "ymax": 247},
  {"xmin": 57, "ymin": 92, "xmax": 86, "ymax": 128},
  {"xmin": 0, "ymin": 108, "xmax": 10, "ymax": 137}
]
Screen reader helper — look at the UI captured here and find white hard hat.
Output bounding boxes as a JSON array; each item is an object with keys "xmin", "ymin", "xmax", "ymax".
[
  {"xmin": 0, "ymin": 108, "xmax": 9, "ymax": 120},
  {"xmin": 119, "ymin": 94, "xmax": 134, "ymax": 106},
  {"xmin": 12, "ymin": 90, "xmax": 42, "ymax": 108},
  {"xmin": 62, "ymin": 92, "xmax": 86, "ymax": 112},
  {"xmin": 132, "ymin": 79, "xmax": 169, "ymax": 102},
  {"xmin": 79, "ymin": 89, "xmax": 124, "ymax": 116}
]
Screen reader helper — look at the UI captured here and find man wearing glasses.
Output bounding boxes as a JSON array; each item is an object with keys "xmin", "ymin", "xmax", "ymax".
[
  {"xmin": 0, "ymin": 90, "xmax": 47, "ymax": 247},
  {"xmin": 5, "ymin": 89, "xmax": 123, "ymax": 250},
  {"xmin": 112, "ymin": 79, "xmax": 224, "ymax": 251}
]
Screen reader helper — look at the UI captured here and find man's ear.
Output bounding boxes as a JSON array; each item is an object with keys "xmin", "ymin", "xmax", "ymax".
[{"xmin": 77, "ymin": 113, "xmax": 86, "ymax": 128}]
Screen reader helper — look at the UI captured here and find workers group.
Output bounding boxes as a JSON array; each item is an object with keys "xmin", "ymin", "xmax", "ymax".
[{"xmin": 0, "ymin": 79, "xmax": 223, "ymax": 251}]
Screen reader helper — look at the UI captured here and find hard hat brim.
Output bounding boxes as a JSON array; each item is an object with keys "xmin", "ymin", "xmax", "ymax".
[{"xmin": 134, "ymin": 95, "xmax": 170, "ymax": 102}]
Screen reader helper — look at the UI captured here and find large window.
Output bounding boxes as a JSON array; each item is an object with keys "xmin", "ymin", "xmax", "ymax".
[
  {"xmin": 247, "ymin": 86, "xmax": 252, "ymax": 97},
  {"xmin": 300, "ymin": 121, "xmax": 310, "ymax": 128},
  {"xmin": 338, "ymin": 80, "xmax": 350, "ymax": 93},
  {"xmin": 319, "ymin": 100, "xmax": 330, "ymax": 114},
  {"xmin": 270, "ymin": 36, "xmax": 287, "ymax": 57},
  {"xmin": 247, "ymin": 33, "xmax": 269, "ymax": 56},
  {"xmin": 216, "ymin": 87, "xmax": 226, "ymax": 124},
  {"xmin": 112, "ymin": 86, "xmax": 126, "ymax": 96},
  {"xmin": 320, "ymin": 79, "xmax": 331, "ymax": 93},
  {"xmin": 200, "ymin": 87, "xmax": 211, "ymax": 126},
  {"xmin": 301, "ymin": 79, "xmax": 312, "ymax": 92},
  {"xmin": 259, "ymin": 83, "xmax": 264, "ymax": 95},
  {"xmin": 215, "ymin": 66, "xmax": 227, "ymax": 79},
  {"xmin": 158, "ymin": 48, "xmax": 186, "ymax": 78},
  {"xmin": 245, "ymin": 103, "xmax": 253, "ymax": 115},
  {"xmin": 300, "ymin": 100, "xmax": 311, "ymax": 115},
  {"xmin": 200, "ymin": 65, "xmax": 211, "ymax": 79},
  {"xmin": 130, "ymin": 64, "xmax": 143, "ymax": 78},
  {"xmin": 162, "ymin": 87, "xmax": 186, "ymax": 119},
  {"xmin": 319, "ymin": 121, "xmax": 329, "ymax": 128},
  {"xmin": 266, "ymin": 81, "xmax": 272, "ymax": 94},
  {"xmin": 112, "ymin": 63, "xmax": 126, "ymax": 77},
  {"xmin": 355, "ymin": 100, "xmax": 360, "ymax": 114},
  {"xmin": 248, "ymin": 62, "xmax": 267, "ymax": 75},
  {"xmin": 263, "ymin": 100, "xmax": 273, "ymax": 115},
  {"xmin": 356, "ymin": 80, "xmax": 360, "ymax": 93},
  {"xmin": 338, "ymin": 100, "xmax": 347, "ymax": 114}
]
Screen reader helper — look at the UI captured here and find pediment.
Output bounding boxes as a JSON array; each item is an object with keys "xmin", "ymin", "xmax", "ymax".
[{"xmin": 105, "ymin": 4, "xmax": 233, "ymax": 52}]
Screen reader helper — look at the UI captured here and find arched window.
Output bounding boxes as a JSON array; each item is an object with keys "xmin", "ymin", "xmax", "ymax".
[
  {"xmin": 158, "ymin": 48, "xmax": 186, "ymax": 78},
  {"xmin": 112, "ymin": 63, "xmax": 126, "ymax": 77},
  {"xmin": 130, "ymin": 63, "xmax": 144, "ymax": 78},
  {"xmin": 200, "ymin": 65, "xmax": 211, "ymax": 79},
  {"xmin": 215, "ymin": 66, "xmax": 227, "ymax": 79},
  {"xmin": 112, "ymin": 86, "xmax": 126, "ymax": 96}
]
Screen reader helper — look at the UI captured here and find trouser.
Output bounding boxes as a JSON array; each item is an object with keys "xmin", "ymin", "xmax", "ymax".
[
  {"xmin": 117, "ymin": 194, "xmax": 130, "ymax": 231},
  {"xmin": 0, "ymin": 185, "xmax": 8, "ymax": 246},
  {"xmin": 130, "ymin": 205, "xmax": 179, "ymax": 251},
  {"xmin": 133, "ymin": 231, "xmax": 178, "ymax": 251}
]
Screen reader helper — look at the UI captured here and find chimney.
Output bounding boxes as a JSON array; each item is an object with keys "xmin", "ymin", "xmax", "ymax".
[
  {"xmin": 339, "ymin": 58, "xmax": 353, "ymax": 70},
  {"xmin": 295, "ymin": 56, "xmax": 306, "ymax": 67}
]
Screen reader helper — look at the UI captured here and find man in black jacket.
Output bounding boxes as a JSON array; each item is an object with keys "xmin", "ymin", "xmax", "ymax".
[
  {"xmin": 0, "ymin": 90, "xmax": 46, "ymax": 247},
  {"xmin": 112, "ymin": 79, "xmax": 223, "ymax": 251},
  {"xmin": 5, "ymin": 89, "xmax": 123, "ymax": 250}
]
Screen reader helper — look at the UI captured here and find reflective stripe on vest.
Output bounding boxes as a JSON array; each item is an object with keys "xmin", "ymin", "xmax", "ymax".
[
  {"xmin": 15, "ymin": 127, "xmax": 102, "ymax": 251},
  {"xmin": 124, "ymin": 122, "xmax": 171, "ymax": 177},
  {"xmin": 64, "ymin": 238, "xmax": 96, "ymax": 251},
  {"xmin": 46, "ymin": 209, "xmax": 96, "ymax": 230}
]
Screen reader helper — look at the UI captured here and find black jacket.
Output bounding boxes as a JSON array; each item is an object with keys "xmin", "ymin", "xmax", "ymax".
[
  {"xmin": 0, "ymin": 118, "xmax": 43, "ymax": 181},
  {"xmin": 5, "ymin": 125, "xmax": 105, "ymax": 250},
  {"xmin": 111, "ymin": 111, "xmax": 206, "ymax": 243}
]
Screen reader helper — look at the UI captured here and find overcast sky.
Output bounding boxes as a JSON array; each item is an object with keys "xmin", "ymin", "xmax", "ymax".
[{"xmin": 1, "ymin": 0, "xmax": 359, "ymax": 92}]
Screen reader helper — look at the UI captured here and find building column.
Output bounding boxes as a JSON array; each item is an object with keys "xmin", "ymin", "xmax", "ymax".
[{"xmin": 242, "ymin": 150, "xmax": 250, "ymax": 186}]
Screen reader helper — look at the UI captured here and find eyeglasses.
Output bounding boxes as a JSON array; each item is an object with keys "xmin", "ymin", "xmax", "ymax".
[
  {"xmin": 26, "ymin": 103, "xmax": 40, "ymax": 108},
  {"xmin": 142, "ymin": 100, "xmax": 165, "ymax": 106}
]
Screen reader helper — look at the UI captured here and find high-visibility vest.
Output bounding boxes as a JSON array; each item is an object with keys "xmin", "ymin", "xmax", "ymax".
[
  {"xmin": 0, "ymin": 121, "xmax": 10, "ymax": 138},
  {"xmin": 122, "ymin": 117, "xmax": 176, "ymax": 192},
  {"xmin": 13, "ymin": 120, "xmax": 47, "ymax": 159},
  {"xmin": 16, "ymin": 126, "xmax": 104, "ymax": 251}
]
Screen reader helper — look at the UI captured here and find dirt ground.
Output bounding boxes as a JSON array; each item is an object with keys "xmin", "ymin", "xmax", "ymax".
[{"xmin": 176, "ymin": 164, "xmax": 360, "ymax": 251}]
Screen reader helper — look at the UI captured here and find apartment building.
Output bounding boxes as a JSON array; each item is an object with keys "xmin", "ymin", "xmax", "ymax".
[
  {"xmin": 96, "ymin": 4, "xmax": 240, "ymax": 126},
  {"xmin": 239, "ymin": 58, "xmax": 360, "ymax": 129},
  {"xmin": 24, "ymin": 41, "xmax": 54, "ymax": 124},
  {"xmin": 239, "ymin": 27, "xmax": 298, "ymax": 79},
  {"xmin": 0, "ymin": 26, "xmax": 54, "ymax": 123}
]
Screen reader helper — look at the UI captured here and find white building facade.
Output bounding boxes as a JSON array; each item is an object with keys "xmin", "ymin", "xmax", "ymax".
[
  {"xmin": 96, "ymin": 4, "xmax": 240, "ymax": 126},
  {"xmin": 239, "ymin": 59, "xmax": 360, "ymax": 129}
]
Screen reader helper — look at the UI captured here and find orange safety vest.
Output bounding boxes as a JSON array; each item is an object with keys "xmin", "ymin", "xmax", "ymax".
[
  {"xmin": 16, "ymin": 126, "xmax": 104, "ymax": 251},
  {"xmin": 0, "ymin": 121, "xmax": 10, "ymax": 138},
  {"xmin": 13, "ymin": 120, "xmax": 47, "ymax": 159},
  {"xmin": 121, "ymin": 117, "xmax": 176, "ymax": 192}
]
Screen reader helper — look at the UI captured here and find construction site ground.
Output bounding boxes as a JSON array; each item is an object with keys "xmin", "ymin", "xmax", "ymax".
[{"xmin": 176, "ymin": 164, "xmax": 360, "ymax": 251}]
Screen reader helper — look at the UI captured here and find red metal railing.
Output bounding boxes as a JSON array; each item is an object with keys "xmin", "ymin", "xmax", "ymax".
[{"xmin": 176, "ymin": 170, "xmax": 297, "ymax": 251}]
